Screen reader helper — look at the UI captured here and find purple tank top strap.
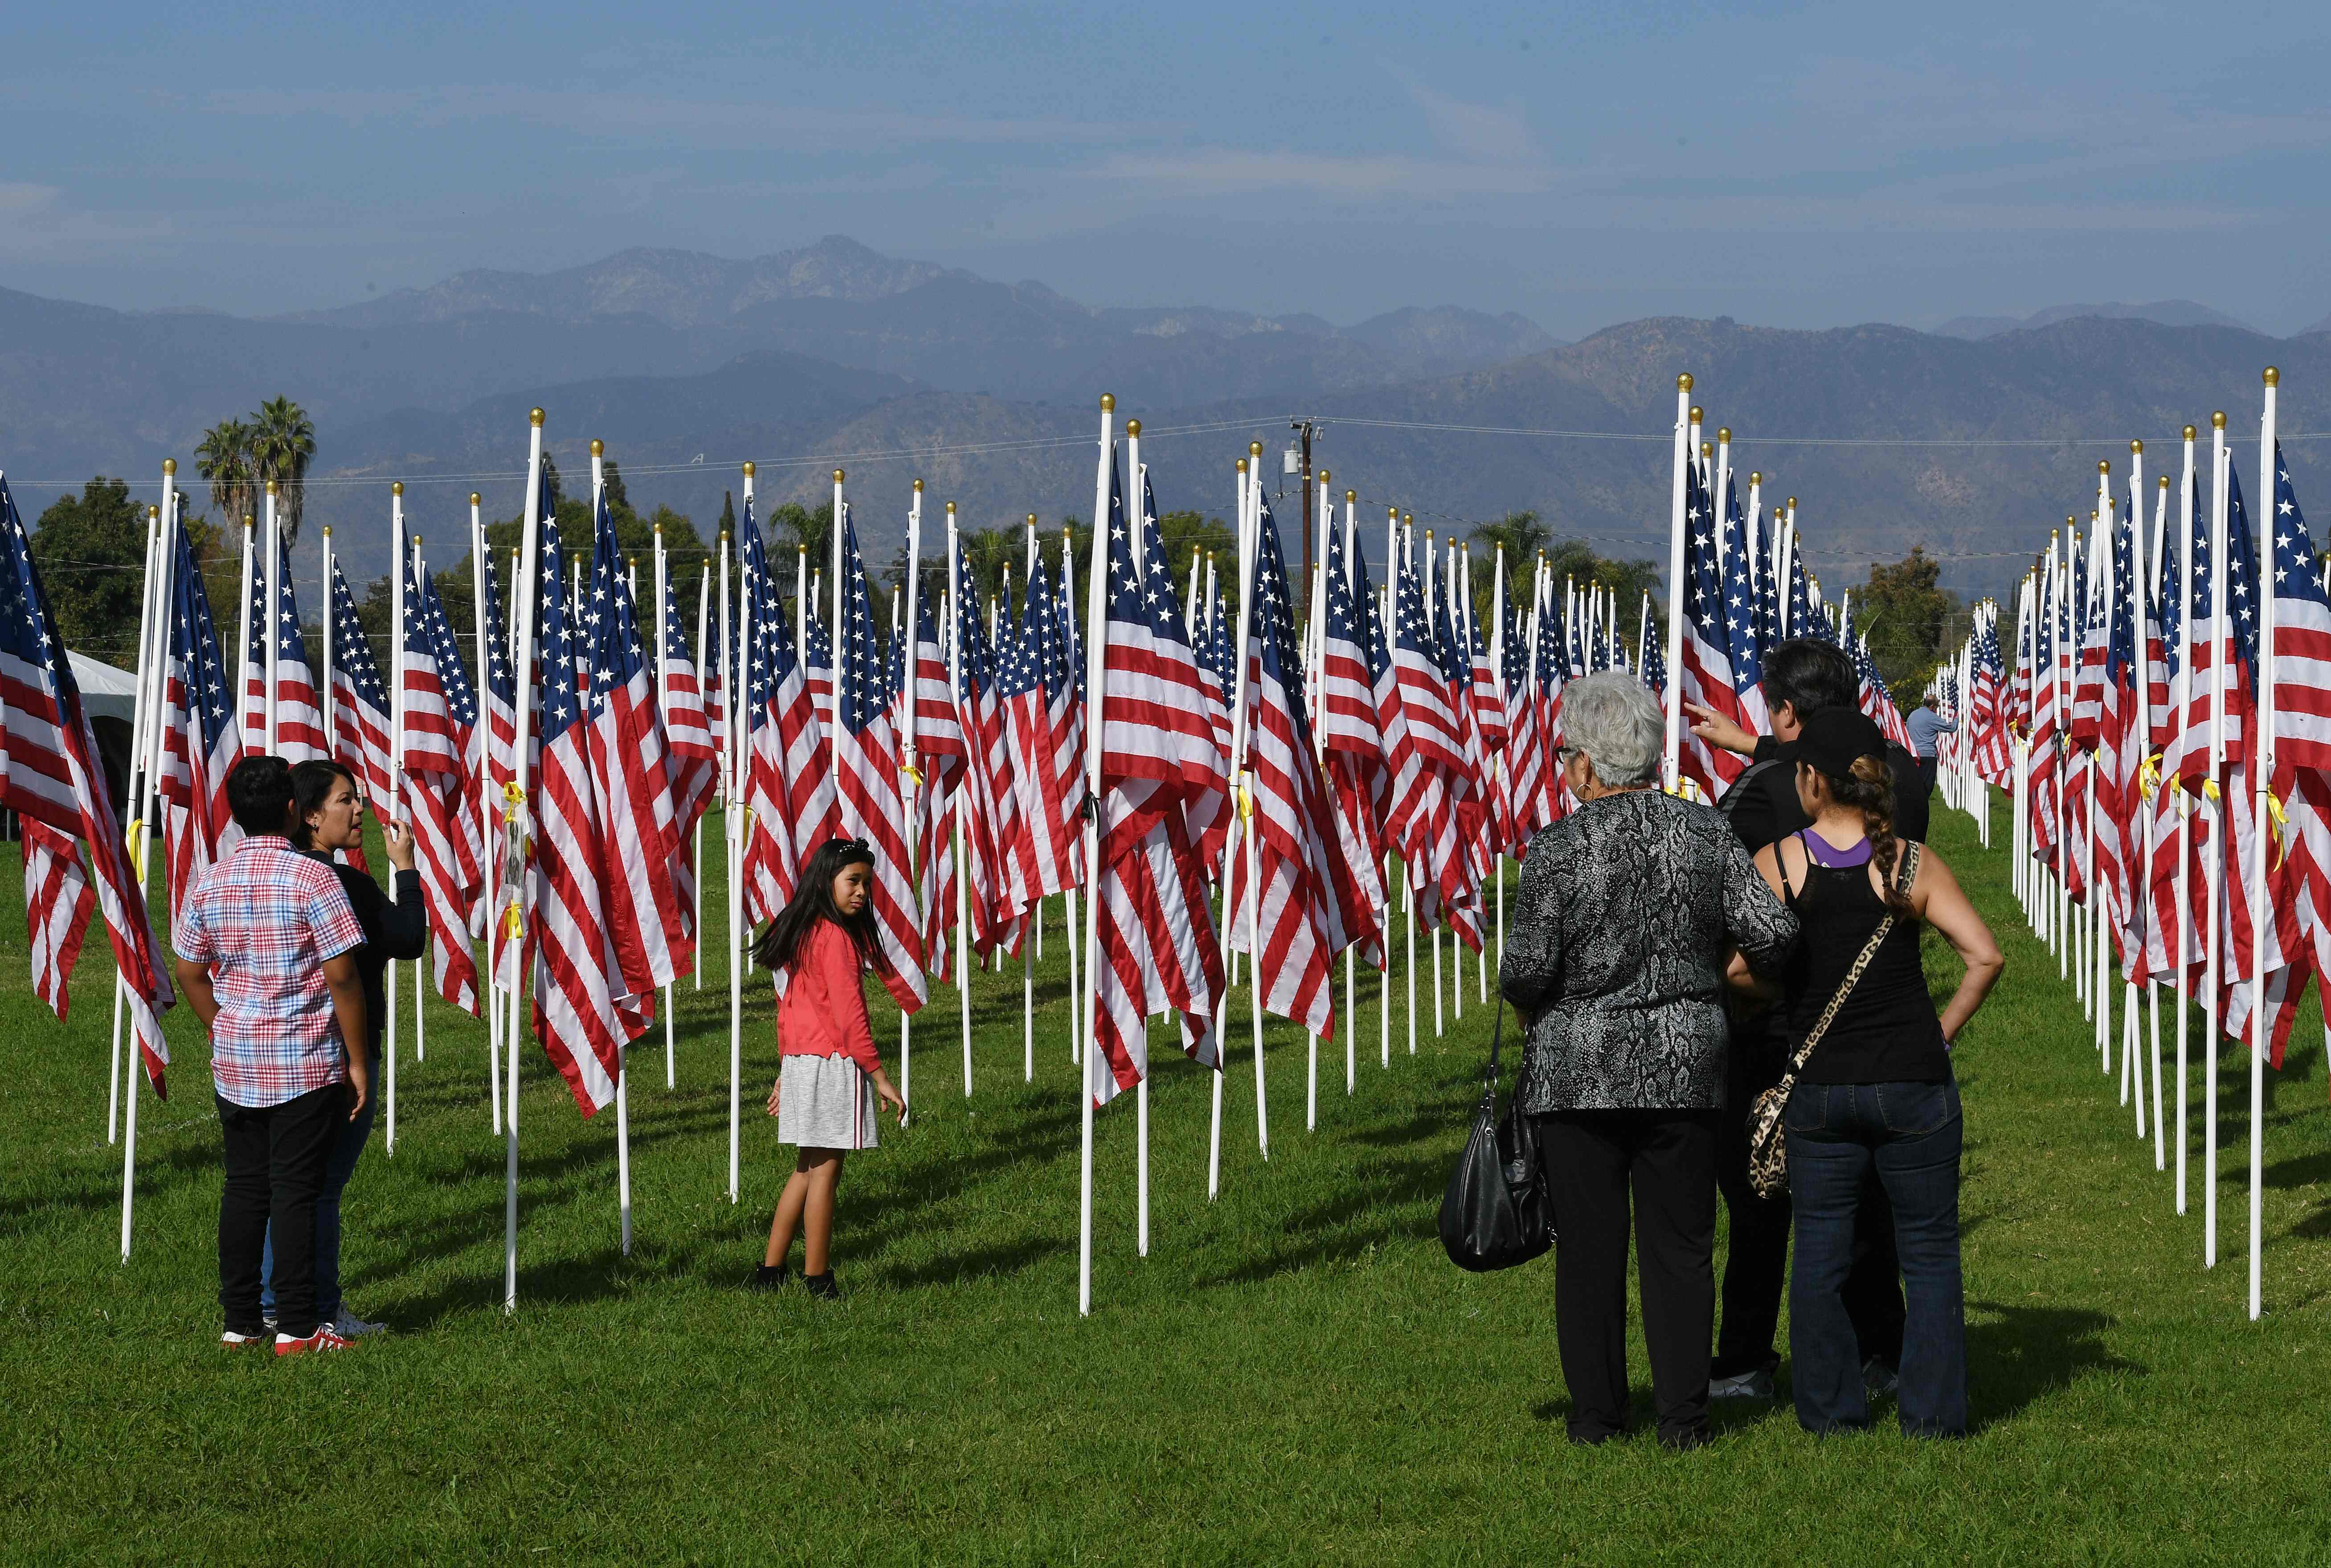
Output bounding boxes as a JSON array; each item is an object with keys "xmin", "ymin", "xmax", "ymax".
[{"xmin": 1797, "ymin": 828, "xmax": 1875, "ymax": 870}]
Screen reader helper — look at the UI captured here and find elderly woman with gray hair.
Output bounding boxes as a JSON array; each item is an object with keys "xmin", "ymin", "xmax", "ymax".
[{"xmin": 1499, "ymin": 671, "xmax": 1799, "ymax": 1450}]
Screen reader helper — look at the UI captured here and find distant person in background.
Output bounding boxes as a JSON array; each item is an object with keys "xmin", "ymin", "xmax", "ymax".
[
  {"xmin": 1906, "ymin": 694, "xmax": 1957, "ymax": 796},
  {"xmin": 1687, "ymin": 638, "xmax": 1925, "ymax": 1405},
  {"xmin": 1500, "ymin": 673, "xmax": 1798, "ymax": 1450},
  {"xmin": 257, "ymin": 759, "xmax": 425, "ymax": 1340},
  {"xmin": 172, "ymin": 755, "xmax": 370, "ymax": 1356}
]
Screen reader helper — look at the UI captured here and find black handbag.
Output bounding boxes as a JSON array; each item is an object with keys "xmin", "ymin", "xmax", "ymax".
[{"xmin": 1438, "ymin": 1000, "xmax": 1555, "ymax": 1272}]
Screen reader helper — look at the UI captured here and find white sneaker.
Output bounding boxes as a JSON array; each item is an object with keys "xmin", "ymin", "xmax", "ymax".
[
  {"xmin": 1709, "ymin": 1367, "xmax": 1775, "ymax": 1401},
  {"xmin": 329, "ymin": 1312, "xmax": 388, "ymax": 1339}
]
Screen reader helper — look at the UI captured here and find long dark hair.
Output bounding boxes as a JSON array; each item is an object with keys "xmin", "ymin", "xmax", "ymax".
[
  {"xmin": 752, "ymin": 838, "xmax": 880, "ymax": 973},
  {"xmin": 1815, "ymin": 755, "xmax": 1914, "ymax": 916},
  {"xmin": 288, "ymin": 759, "xmax": 359, "ymax": 851}
]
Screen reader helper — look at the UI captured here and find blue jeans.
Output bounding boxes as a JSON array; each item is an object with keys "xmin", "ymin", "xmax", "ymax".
[
  {"xmin": 261, "ymin": 1067, "xmax": 377, "ymax": 1323},
  {"xmin": 1785, "ymin": 1079, "xmax": 1967, "ymax": 1437}
]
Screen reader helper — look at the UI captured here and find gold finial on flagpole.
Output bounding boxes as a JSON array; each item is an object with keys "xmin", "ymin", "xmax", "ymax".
[
  {"xmin": 1788, "ymin": 497, "xmax": 1797, "ymax": 509},
  {"xmin": 1100, "ymin": 393, "xmax": 1115, "ymax": 411},
  {"xmin": 322, "ymin": 525, "xmax": 330, "ymax": 537},
  {"xmin": 743, "ymin": 461, "xmax": 756, "ymax": 478},
  {"xmin": 162, "ymin": 459, "xmax": 176, "ymax": 475},
  {"xmin": 912, "ymin": 477, "xmax": 923, "ymax": 493},
  {"xmin": 1028, "ymin": 513, "xmax": 1038, "ymax": 527},
  {"xmin": 266, "ymin": 478, "xmax": 279, "ymax": 494},
  {"xmin": 2264, "ymin": 366, "xmax": 2280, "ymax": 386},
  {"xmin": 1700, "ymin": 442, "xmax": 1713, "ymax": 460},
  {"xmin": 1689, "ymin": 406, "xmax": 1703, "ymax": 424},
  {"xmin": 1749, "ymin": 471, "xmax": 1761, "ymax": 485},
  {"xmin": 590, "ymin": 439, "xmax": 603, "ymax": 457},
  {"xmin": 2212, "ymin": 412, "xmax": 2227, "ymax": 429},
  {"xmin": 1346, "ymin": 489, "xmax": 1356, "ymax": 503},
  {"xmin": 946, "ymin": 501, "xmax": 956, "ymax": 515},
  {"xmin": 2098, "ymin": 460, "xmax": 2110, "ymax": 475},
  {"xmin": 392, "ymin": 482, "xmax": 403, "ymax": 497},
  {"xmin": 530, "ymin": 408, "xmax": 544, "ymax": 427},
  {"xmin": 1718, "ymin": 427, "xmax": 1731, "ymax": 444},
  {"xmin": 834, "ymin": 469, "xmax": 846, "ymax": 483},
  {"xmin": 242, "ymin": 514, "xmax": 253, "ymax": 531},
  {"xmin": 1250, "ymin": 441, "xmax": 1263, "ymax": 458},
  {"xmin": 2159, "ymin": 475, "xmax": 2170, "ymax": 489},
  {"xmin": 2184, "ymin": 425, "xmax": 2197, "ymax": 440},
  {"xmin": 1236, "ymin": 459, "xmax": 1247, "ymax": 474},
  {"xmin": 1127, "ymin": 420, "xmax": 1141, "ymax": 437},
  {"xmin": 470, "ymin": 491, "xmax": 482, "ymax": 505},
  {"xmin": 1677, "ymin": 373, "xmax": 1693, "ymax": 392},
  {"xmin": 2130, "ymin": 440, "xmax": 2142, "ymax": 455}
]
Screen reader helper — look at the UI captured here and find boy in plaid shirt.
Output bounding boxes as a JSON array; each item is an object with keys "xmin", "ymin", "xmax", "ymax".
[{"xmin": 173, "ymin": 756, "xmax": 371, "ymax": 1355}]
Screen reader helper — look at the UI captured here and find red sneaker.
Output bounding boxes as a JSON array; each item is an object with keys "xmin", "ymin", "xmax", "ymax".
[{"xmin": 274, "ymin": 1325, "xmax": 355, "ymax": 1356}]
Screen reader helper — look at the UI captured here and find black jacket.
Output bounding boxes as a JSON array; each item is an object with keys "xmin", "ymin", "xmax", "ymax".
[
  {"xmin": 306, "ymin": 852, "xmax": 427, "ymax": 1059},
  {"xmin": 1715, "ymin": 736, "xmax": 1931, "ymax": 857}
]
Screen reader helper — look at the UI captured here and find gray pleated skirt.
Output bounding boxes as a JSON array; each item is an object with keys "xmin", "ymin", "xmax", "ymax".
[{"xmin": 778, "ymin": 1053, "xmax": 880, "ymax": 1151}]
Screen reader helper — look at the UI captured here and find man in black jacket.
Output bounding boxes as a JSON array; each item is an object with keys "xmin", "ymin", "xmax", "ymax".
[{"xmin": 1687, "ymin": 639, "xmax": 1924, "ymax": 1402}]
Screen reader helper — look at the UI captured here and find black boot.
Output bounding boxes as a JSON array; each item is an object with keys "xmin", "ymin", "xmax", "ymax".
[
  {"xmin": 803, "ymin": 1271, "xmax": 842, "ymax": 1302},
  {"xmin": 748, "ymin": 1263, "xmax": 789, "ymax": 1293}
]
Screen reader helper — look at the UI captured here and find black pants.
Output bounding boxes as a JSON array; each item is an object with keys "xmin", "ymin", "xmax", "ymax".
[
  {"xmin": 1713, "ymin": 1024, "xmax": 1906, "ymax": 1378},
  {"xmin": 217, "ymin": 1083, "xmax": 344, "ymax": 1339},
  {"xmin": 1536, "ymin": 1108, "xmax": 1718, "ymax": 1445}
]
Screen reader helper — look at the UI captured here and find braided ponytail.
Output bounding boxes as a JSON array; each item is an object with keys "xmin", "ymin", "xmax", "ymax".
[{"xmin": 1832, "ymin": 754, "xmax": 1914, "ymax": 915}]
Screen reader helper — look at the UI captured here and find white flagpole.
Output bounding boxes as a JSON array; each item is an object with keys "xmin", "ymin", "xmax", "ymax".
[
  {"xmin": 504, "ymin": 414, "xmax": 544, "ymax": 1311},
  {"xmin": 263, "ymin": 479, "xmax": 282, "ymax": 754},
  {"xmin": 2251, "ymin": 370, "xmax": 2277, "ymax": 1320},
  {"xmin": 386, "ymin": 482, "xmax": 405, "ymax": 1156},
  {"xmin": 1079, "ymin": 397, "xmax": 1112, "ymax": 1314},
  {"xmin": 1127, "ymin": 424, "xmax": 1152, "ymax": 1248},
  {"xmin": 1209, "ymin": 509, "xmax": 1230, "ymax": 1198},
  {"xmin": 1399, "ymin": 519, "xmax": 1418, "ymax": 1060},
  {"xmin": 412, "ymin": 534, "xmax": 429, "ymax": 1069},
  {"xmin": 1060, "ymin": 523, "xmax": 1081, "ymax": 1074},
  {"xmin": 655, "ymin": 520, "xmax": 675, "ymax": 1089},
  {"xmin": 108, "ymin": 496, "xmax": 165, "ymax": 1145},
  {"xmin": 2205, "ymin": 411, "xmax": 2228, "ymax": 1268},
  {"xmin": 2176, "ymin": 426, "xmax": 2196, "ymax": 1215},
  {"xmin": 1424, "ymin": 530, "xmax": 1444, "ymax": 1041},
  {"xmin": 946, "ymin": 503, "xmax": 973, "ymax": 1098},
  {"xmin": 589, "ymin": 445, "xmax": 632, "ymax": 1257},
  {"xmin": 902, "ymin": 479, "xmax": 924, "ymax": 1123},
  {"xmin": 724, "ymin": 475, "xmax": 744, "ymax": 1202},
  {"xmin": 2143, "ymin": 469, "xmax": 2167, "ymax": 1171},
  {"xmin": 1346, "ymin": 486, "xmax": 1362, "ymax": 1096},
  {"xmin": 693, "ymin": 551, "xmax": 710, "ymax": 993},
  {"xmin": 1662, "ymin": 376, "xmax": 1692, "ymax": 787},
  {"xmin": 119, "ymin": 463, "xmax": 175, "ymax": 1256},
  {"xmin": 1233, "ymin": 444, "xmax": 1268, "ymax": 1160},
  {"xmin": 467, "ymin": 494, "xmax": 503, "ymax": 1135}
]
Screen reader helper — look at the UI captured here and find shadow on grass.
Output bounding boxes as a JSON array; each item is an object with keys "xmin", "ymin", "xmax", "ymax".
[
  {"xmin": 1196, "ymin": 1152, "xmax": 1444, "ymax": 1285},
  {"xmin": 874, "ymin": 1235, "xmax": 1073, "ymax": 1290},
  {"xmin": 1966, "ymin": 1298, "xmax": 2140, "ymax": 1430}
]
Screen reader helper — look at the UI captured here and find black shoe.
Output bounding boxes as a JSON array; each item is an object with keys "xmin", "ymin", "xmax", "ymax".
[
  {"xmin": 803, "ymin": 1271, "xmax": 841, "ymax": 1302},
  {"xmin": 748, "ymin": 1264, "xmax": 789, "ymax": 1293}
]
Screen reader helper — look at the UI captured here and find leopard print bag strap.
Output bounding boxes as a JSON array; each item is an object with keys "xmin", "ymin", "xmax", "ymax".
[{"xmin": 1745, "ymin": 842, "xmax": 1922, "ymax": 1200}]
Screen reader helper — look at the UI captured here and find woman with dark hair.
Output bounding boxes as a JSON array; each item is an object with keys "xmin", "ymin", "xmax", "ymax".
[
  {"xmin": 258, "ymin": 759, "xmax": 425, "ymax": 1339},
  {"xmin": 752, "ymin": 838, "xmax": 905, "ymax": 1299},
  {"xmin": 1742, "ymin": 707, "xmax": 2002, "ymax": 1438}
]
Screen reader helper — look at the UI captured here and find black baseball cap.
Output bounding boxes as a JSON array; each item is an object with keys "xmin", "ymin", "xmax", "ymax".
[{"xmin": 1776, "ymin": 705, "xmax": 1887, "ymax": 779}]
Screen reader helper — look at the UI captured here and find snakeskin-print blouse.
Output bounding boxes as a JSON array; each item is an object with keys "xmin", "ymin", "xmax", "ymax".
[{"xmin": 1498, "ymin": 788, "xmax": 1799, "ymax": 1112}]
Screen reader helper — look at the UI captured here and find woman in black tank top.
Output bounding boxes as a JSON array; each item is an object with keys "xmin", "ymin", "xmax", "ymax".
[{"xmin": 1744, "ymin": 707, "xmax": 2003, "ymax": 1439}]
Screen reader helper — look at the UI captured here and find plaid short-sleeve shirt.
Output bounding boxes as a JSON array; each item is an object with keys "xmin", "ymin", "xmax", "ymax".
[{"xmin": 174, "ymin": 835, "xmax": 367, "ymax": 1108}]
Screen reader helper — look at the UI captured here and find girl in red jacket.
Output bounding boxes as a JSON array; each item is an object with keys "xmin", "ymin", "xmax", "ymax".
[{"xmin": 752, "ymin": 839, "xmax": 905, "ymax": 1298}]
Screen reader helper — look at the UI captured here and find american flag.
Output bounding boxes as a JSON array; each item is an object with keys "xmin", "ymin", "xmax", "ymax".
[
  {"xmin": 1497, "ymin": 600, "xmax": 1542, "ymax": 850},
  {"xmin": 1318, "ymin": 506, "xmax": 1389, "ymax": 897},
  {"xmin": 420, "ymin": 563, "xmax": 486, "ymax": 901},
  {"xmin": 2211, "ymin": 462, "xmax": 2276, "ymax": 1049},
  {"xmin": 830, "ymin": 508, "xmax": 927, "ymax": 1009},
  {"xmin": 1638, "ymin": 600, "xmax": 1667, "ymax": 700},
  {"xmin": 1678, "ymin": 459, "xmax": 1745, "ymax": 796},
  {"xmin": 476, "ymin": 544, "xmax": 523, "ymax": 992},
  {"xmin": 739, "ymin": 503, "xmax": 834, "ymax": 924},
  {"xmin": 399, "ymin": 540, "xmax": 482, "ymax": 1015},
  {"xmin": 1088, "ymin": 448, "xmax": 1229, "ymax": 1102},
  {"xmin": 1091, "ymin": 447, "xmax": 1240, "ymax": 1095},
  {"xmin": 2145, "ymin": 496, "xmax": 2200, "ymax": 982},
  {"xmin": 1379, "ymin": 532, "xmax": 1460, "ymax": 927},
  {"xmin": 0, "ymin": 475, "xmax": 172, "ymax": 1090},
  {"xmin": 2095, "ymin": 502, "xmax": 2143, "ymax": 978},
  {"xmin": 2026, "ymin": 561, "xmax": 2062, "ymax": 861},
  {"xmin": 242, "ymin": 535, "xmax": 327, "ymax": 762},
  {"xmin": 528, "ymin": 497, "xmax": 633, "ymax": 1115},
  {"xmin": 1225, "ymin": 497, "xmax": 1373, "ymax": 1042},
  {"xmin": 1716, "ymin": 475, "xmax": 1771, "ymax": 734},
  {"xmin": 327, "ymin": 564, "xmax": 395, "ymax": 811},
  {"xmin": 158, "ymin": 512, "xmax": 242, "ymax": 924},
  {"xmin": 908, "ymin": 570, "xmax": 963, "ymax": 974},
  {"xmin": 1533, "ymin": 575, "xmax": 1571, "ymax": 821},
  {"xmin": 1969, "ymin": 609, "xmax": 2011, "ymax": 785},
  {"xmin": 657, "ymin": 555, "xmax": 720, "ymax": 840},
  {"xmin": 22, "ymin": 817, "xmax": 93, "ymax": 1020},
  {"xmin": 1189, "ymin": 568, "xmax": 1238, "ymax": 877},
  {"xmin": 583, "ymin": 488, "xmax": 691, "ymax": 1001},
  {"xmin": 997, "ymin": 554, "xmax": 1080, "ymax": 912}
]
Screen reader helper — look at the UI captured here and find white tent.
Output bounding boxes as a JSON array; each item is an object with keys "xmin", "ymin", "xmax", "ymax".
[{"xmin": 68, "ymin": 651, "xmax": 139, "ymax": 725}]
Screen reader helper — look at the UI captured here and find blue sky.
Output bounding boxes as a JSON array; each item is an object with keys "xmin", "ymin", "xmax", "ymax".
[{"xmin": 8, "ymin": 0, "xmax": 2330, "ymax": 335}]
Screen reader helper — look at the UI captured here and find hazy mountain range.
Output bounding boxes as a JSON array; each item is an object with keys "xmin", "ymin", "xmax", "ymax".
[{"xmin": 3, "ymin": 235, "xmax": 2323, "ymax": 606}]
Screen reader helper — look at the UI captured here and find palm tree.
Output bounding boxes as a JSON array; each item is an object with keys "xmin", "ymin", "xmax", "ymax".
[
  {"xmin": 1470, "ymin": 509, "xmax": 1549, "ymax": 617},
  {"xmin": 249, "ymin": 396, "xmax": 316, "ymax": 547},
  {"xmin": 195, "ymin": 418, "xmax": 255, "ymax": 527}
]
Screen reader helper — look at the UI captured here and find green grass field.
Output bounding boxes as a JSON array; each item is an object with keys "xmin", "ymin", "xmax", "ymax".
[{"xmin": 4, "ymin": 796, "xmax": 2329, "ymax": 1564}]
